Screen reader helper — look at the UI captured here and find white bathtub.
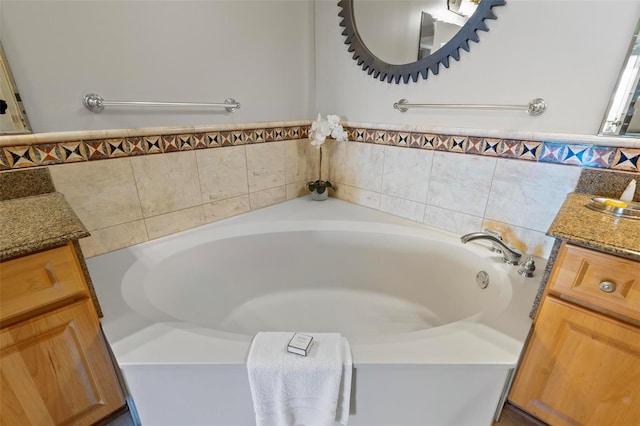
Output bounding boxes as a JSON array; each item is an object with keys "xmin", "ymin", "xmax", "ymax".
[{"xmin": 87, "ymin": 197, "xmax": 545, "ymax": 426}]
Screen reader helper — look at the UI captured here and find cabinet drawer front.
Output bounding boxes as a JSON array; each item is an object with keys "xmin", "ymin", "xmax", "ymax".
[
  {"xmin": 0, "ymin": 243, "xmax": 89, "ymax": 326},
  {"xmin": 0, "ymin": 300, "xmax": 125, "ymax": 425},
  {"xmin": 550, "ymin": 244, "xmax": 640, "ymax": 321}
]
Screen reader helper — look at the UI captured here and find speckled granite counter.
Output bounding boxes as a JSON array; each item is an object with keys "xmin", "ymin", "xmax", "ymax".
[
  {"xmin": 547, "ymin": 192, "xmax": 640, "ymax": 262},
  {"xmin": 0, "ymin": 168, "xmax": 56, "ymax": 201},
  {"xmin": 0, "ymin": 192, "xmax": 89, "ymax": 261},
  {"xmin": 529, "ymin": 190, "xmax": 640, "ymax": 319}
]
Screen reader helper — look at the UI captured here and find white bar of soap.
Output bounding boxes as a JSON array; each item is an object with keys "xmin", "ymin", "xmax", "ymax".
[
  {"xmin": 620, "ymin": 179, "xmax": 636, "ymax": 202},
  {"xmin": 287, "ymin": 333, "xmax": 314, "ymax": 356}
]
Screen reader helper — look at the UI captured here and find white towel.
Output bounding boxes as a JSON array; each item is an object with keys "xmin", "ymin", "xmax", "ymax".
[{"xmin": 247, "ymin": 332, "xmax": 352, "ymax": 426}]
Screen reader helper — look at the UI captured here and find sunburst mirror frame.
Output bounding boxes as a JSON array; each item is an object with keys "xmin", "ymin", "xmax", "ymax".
[{"xmin": 337, "ymin": 0, "xmax": 506, "ymax": 84}]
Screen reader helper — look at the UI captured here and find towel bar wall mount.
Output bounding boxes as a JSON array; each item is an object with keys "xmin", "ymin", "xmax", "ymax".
[
  {"xmin": 393, "ymin": 98, "xmax": 547, "ymax": 116},
  {"xmin": 83, "ymin": 93, "xmax": 241, "ymax": 113}
]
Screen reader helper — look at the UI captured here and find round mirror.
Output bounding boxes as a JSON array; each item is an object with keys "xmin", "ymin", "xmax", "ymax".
[{"xmin": 338, "ymin": 0, "xmax": 506, "ymax": 84}]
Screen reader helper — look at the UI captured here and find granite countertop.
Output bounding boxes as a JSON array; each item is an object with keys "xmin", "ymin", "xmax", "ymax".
[
  {"xmin": 0, "ymin": 192, "xmax": 90, "ymax": 261},
  {"xmin": 547, "ymin": 192, "xmax": 640, "ymax": 262}
]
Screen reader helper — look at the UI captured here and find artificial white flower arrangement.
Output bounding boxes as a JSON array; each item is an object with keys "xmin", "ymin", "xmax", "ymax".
[
  {"xmin": 309, "ymin": 114, "xmax": 348, "ymax": 147},
  {"xmin": 308, "ymin": 114, "xmax": 348, "ymax": 198}
]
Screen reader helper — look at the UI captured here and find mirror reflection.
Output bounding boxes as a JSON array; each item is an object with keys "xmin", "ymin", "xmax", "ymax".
[
  {"xmin": 0, "ymin": 42, "xmax": 31, "ymax": 134},
  {"xmin": 353, "ymin": 0, "xmax": 478, "ymax": 65},
  {"xmin": 340, "ymin": 0, "xmax": 504, "ymax": 83},
  {"xmin": 601, "ymin": 20, "xmax": 640, "ymax": 137}
]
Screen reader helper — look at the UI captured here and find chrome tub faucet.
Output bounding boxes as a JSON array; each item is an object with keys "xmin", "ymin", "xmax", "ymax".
[{"xmin": 460, "ymin": 231, "xmax": 523, "ymax": 265}]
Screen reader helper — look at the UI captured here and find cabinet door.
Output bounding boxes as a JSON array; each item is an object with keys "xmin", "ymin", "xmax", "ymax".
[
  {"xmin": 509, "ymin": 296, "xmax": 640, "ymax": 426},
  {"xmin": 0, "ymin": 300, "xmax": 125, "ymax": 425}
]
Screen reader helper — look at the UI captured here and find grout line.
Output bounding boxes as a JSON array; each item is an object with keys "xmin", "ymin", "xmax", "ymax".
[
  {"xmin": 422, "ymin": 149, "xmax": 436, "ymax": 223},
  {"xmin": 243, "ymin": 145, "xmax": 252, "ymax": 210},
  {"xmin": 127, "ymin": 157, "xmax": 150, "ymax": 240},
  {"xmin": 192, "ymin": 149, "xmax": 205, "ymax": 207},
  {"xmin": 481, "ymin": 156, "xmax": 500, "ymax": 221},
  {"xmin": 375, "ymin": 147, "xmax": 384, "ymax": 211}
]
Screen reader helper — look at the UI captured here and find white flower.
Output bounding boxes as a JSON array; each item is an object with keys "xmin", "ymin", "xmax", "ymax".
[
  {"xmin": 319, "ymin": 121, "xmax": 332, "ymax": 137},
  {"xmin": 331, "ymin": 125, "xmax": 348, "ymax": 142},
  {"xmin": 326, "ymin": 114, "xmax": 340, "ymax": 128},
  {"xmin": 309, "ymin": 113, "xmax": 347, "ymax": 148},
  {"xmin": 309, "ymin": 132, "xmax": 325, "ymax": 148},
  {"xmin": 310, "ymin": 114, "xmax": 322, "ymax": 131}
]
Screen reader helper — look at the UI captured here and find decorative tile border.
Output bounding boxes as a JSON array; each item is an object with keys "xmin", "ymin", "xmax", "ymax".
[
  {"xmin": 344, "ymin": 126, "xmax": 640, "ymax": 173},
  {"xmin": 0, "ymin": 122, "xmax": 638, "ymax": 173},
  {"xmin": 0, "ymin": 125, "xmax": 309, "ymax": 171}
]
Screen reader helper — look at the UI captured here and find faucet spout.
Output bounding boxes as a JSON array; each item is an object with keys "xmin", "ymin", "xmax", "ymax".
[{"xmin": 460, "ymin": 232, "xmax": 522, "ymax": 265}]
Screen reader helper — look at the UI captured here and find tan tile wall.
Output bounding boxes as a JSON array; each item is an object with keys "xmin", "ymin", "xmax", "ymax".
[
  {"xmin": 325, "ymin": 140, "xmax": 583, "ymax": 258},
  {"xmin": 8, "ymin": 121, "xmax": 637, "ymax": 261},
  {"xmin": 49, "ymin": 139, "xmax": 317, "ymax": 257}
]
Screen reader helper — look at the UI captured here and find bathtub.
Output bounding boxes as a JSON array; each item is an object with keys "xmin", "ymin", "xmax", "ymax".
[{"xmin": 87, "ymin": 197, "xmax": 545, "ymax": 426}]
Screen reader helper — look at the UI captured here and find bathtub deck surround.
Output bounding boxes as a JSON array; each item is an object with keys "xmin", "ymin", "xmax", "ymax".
[{"xmin": 87, "ymin": 197, "xmax": 546, "ymax": 425}]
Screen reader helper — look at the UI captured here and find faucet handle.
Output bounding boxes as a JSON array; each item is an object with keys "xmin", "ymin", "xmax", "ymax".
[{"xmin": 518, "ymin": 256, "xmax": 536, "ymax": 278}]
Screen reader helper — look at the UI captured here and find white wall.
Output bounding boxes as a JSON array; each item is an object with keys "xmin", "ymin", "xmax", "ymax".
[
  {"xmin": 2, "ymin": 0, "xmax": 638, "ymax": 258},
  {"xmin": 4, "ymin": 0, "xmax": 640, "ymax": 135},
  {"xmin": 1, "ymin": 0, "xmax": 315, "ymax": 132},
  {"xmin": 316, "ymin": 0, "xmax": 640, "ymax": 136},
  {"xmin": 314, "ymin": 0, "xmax": 640, "ymax": 258}
]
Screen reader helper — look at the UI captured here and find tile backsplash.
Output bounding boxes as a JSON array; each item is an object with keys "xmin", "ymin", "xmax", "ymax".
[
  {"xmin": 0, "ymin": 123, "xmax": 309, "ymax": 169},
  {"xmin": 1, "ymin": 120, "xmax": 638, "ymax": 259},
  {"xmin": 49, "ymin": 140, "xmax": 317, "ymax": 257},
  {"xmin": 327, "ymin": 140, "xmax": 582, "ymax": 258}
]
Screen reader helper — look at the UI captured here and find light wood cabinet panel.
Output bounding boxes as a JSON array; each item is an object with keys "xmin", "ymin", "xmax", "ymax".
[
  {"xmin": 0, "ymin": 243, "xmax": 89, "ymax": 327},
  {"xmin": 509, "ymin": 296, "xmax": 640, "ymax": 426},
  {"xmin": 549, "ymin": 243, "xmax": 640, "ymax": 322},
  {"xmin": 0, "ymin": 300, "xmax": 125, "ymax": 426}
]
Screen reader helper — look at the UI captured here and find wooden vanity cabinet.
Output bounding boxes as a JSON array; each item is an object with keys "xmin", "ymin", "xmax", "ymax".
[
  {"xmin": 0, "ymin": 242, "xmax": 125, "ymax": 426},
  {"xmin": 509, "ymin": 242, "xmax": 640, "ymax": 426}
]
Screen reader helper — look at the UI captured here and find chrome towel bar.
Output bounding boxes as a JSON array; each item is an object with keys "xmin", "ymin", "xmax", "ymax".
[
  {"xmin": 393, "ymin": 98, "xmax": 546, "ymax": 116},
  {"xmin": 83, "ymin": 93, "xmax": 241, "ymax": 113}
]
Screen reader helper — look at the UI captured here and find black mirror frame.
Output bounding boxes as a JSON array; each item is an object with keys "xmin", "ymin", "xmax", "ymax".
[{"xmin": 337, "ymin": 0, "xmax": 506, "ymax": 84}]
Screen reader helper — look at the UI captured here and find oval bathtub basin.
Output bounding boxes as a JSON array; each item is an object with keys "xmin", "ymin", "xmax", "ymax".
[{"xmin": 88, "ymin": 197, "xmax": 545, "ymax": 426}]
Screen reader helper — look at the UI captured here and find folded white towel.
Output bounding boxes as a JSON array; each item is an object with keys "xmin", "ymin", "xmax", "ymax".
[{"xmin": 247, "ymin": 332, "xmax": 352, "ymax": 426}]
